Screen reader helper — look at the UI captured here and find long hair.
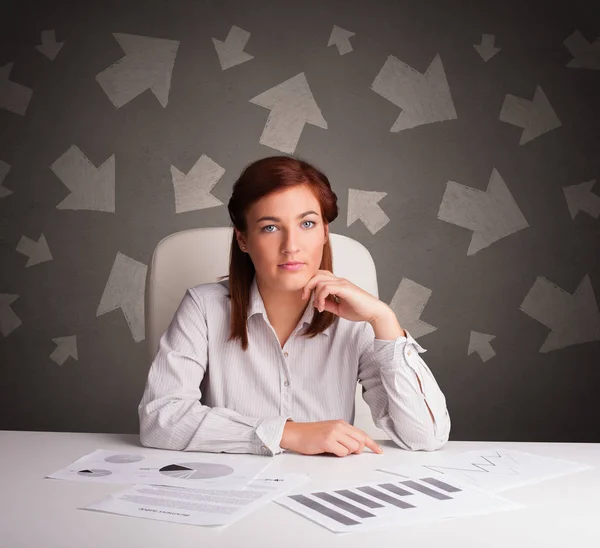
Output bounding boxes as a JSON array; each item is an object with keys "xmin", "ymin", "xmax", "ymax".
[{"xmin": 225, "ymin": 155, "xmax": 339, "ymax": 351}]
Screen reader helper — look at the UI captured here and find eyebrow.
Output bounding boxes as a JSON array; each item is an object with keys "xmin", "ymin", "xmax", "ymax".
[{"xmin": 255, "ymin": 210, "xmax": 320, "ymax": 223}]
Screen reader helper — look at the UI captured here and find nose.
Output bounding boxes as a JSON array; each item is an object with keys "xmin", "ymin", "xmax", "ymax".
[{"xmin": 282, "ymin": 229, "xmax": 300, "ymax": 255}]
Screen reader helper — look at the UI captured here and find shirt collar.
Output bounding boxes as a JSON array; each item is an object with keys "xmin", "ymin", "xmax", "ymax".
[{"xmin": 246, "ymin": 275, "xmax": 331, "ymax": 336}]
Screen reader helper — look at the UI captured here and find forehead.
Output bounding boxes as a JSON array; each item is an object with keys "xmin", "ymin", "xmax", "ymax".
[{"xmin": 248, "ymin": 185, "xmax": 321, "ymax": 218}]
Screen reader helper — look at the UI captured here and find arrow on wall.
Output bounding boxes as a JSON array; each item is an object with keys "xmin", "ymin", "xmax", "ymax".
[
  {"xmin": 171, "ymin": 154, "xmax": 224, "ymax": 213},
  {"xmin": 35, "ymin": 29, "xmax": 64, "ymax": 60},
  {"xmin": 389, "ymin": 278, "xmax": 436, "ymax": 339},
  {"xmin": 250, "ymin": 72, "xmax": 328, "ymax": 153},
  {"xmin": 499, "ymin": 86, "xmax": 561, "ymax": 144},
  {"xmin": 212, "ymin": 25, "xmax": 254, "ymax": 70},
  {"xmin": 468, "ymin": 331, "xmax": 497, "ymax": 362},
  {"xmin": 0, "ymin": 62, "xmax": 32, "ymax": 115},
  {"xmin": 97, "ymin": 252, "xmax": 147, "ymax": 342},
  {"xmin": 50, "ymin": 336, "xmax": 78, "ymax": 365},
  {"xmin": 473, "ymin": 34, "xmax": 500, "ymax": 62},
  {"xmin": 51, "ymin": 145, "xmax": 115, "ymax": 212},
  {"xmin": 16, "ymin": 233, "xmax": 53, "ymax": 267},
  {"xmin": 371, "ymin": 53, "xmax": 457, "ymax": 131},
  {"xmin": 563, "ymin": 30, "xmax": 600, "ymax": 70},
  {"xmin": 347, "ymin": 189, "xmax": 390, "ymax": 234},
  {"xmin": 96, "ymin": 33, "xmax": 179, "ymax": 108},
  {"xmin": 328, "ymin": 25, "xmax": 355, "ymax": 55},
  {"xmin": 0, "ymin": 294, "xmax": 21, "ymax": 337},
  {"xmin": 519, "ymin": 274, "xmax": 600, "ymax": 353},
  {"xmin": 0, "ymin": 160, "xmax": 12, "ymax": 198},
  {"xmin": 437, "ymin": 168, "xmax": 529, "ymax": 255},
  {"xmin": 563, "ymin": 180, "xmax": 600, "ymax": 219}
]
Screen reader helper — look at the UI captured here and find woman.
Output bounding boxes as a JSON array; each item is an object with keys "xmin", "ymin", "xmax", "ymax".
[{"xmin": 138, "ymin": 155, "xmax": 450, "ymax": 457}]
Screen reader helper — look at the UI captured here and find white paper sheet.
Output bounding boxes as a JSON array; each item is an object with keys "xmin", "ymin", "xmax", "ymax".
[
  {"xmin": 275, "ymin": 470, "xmax": 523, "ymax": 533},
  {"xmin": 81, "ymin": 473, "xmax": 309, "ymax": 527},
  {"xmin": 379, "ymin": 448, "xmax": 593, "ymax": 492},
  {"xmin": 46, "ymin": 449, "xmax": 274, "ymax": 489}
]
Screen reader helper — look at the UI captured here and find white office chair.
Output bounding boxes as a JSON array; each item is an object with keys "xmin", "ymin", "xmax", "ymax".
[{"xmin": 145, "ymin": 226, "xmax": 390, "ymax": 440}]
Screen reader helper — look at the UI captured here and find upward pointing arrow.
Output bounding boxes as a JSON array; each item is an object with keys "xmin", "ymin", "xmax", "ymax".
[
  {"xmin": 347, "ymin": 189, "xmax": 389, "ymax": 235},
  {"xmin": 328, "ymin": 25, "xmax": 355, "ymax": 55},
  {"xmin": 50, "ymin": 336, "xmax": 78, "ymax": 366},
  {"xmin": 96, "ymin": 33, "xmax": 179, "ymax": 108},
  {"xmin": 212, "ymin": 25, "xmax": 254, "ymax": 70},
  {"xmin": 250, "ymin": 72, "xmax": 328, "ymax": 154},
  {"xmin": 35, "ymin": 29, "xmax": 64, "ymax": 60},
  {"xmin": 563, "ymin": 180, "xmax": 600, "ymax": 219}
]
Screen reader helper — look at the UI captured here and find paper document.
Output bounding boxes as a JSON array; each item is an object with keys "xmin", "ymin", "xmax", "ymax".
[
  {"xmin": 379, "ymin": 448, "xmax": 593, "ymax": 492},
  {"xmin": 275, "ymin": 470, "xmax": 523, "ymax": 533},
  {"xmin": 82, "ymin": 473, "xmax": 309, "ymax": 527},
  {"xmin": 46, "ymin": 449, "xmax": 273, "ymax": 488}
]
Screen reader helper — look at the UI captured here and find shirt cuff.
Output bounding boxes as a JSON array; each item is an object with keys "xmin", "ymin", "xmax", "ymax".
[
  {"xmin": 373, "ymin": 329, "xmax": 427, "ymax": 363},
  {"xmin": 255, "ymin": 416, "xmax": 293, "ymax": 456}
]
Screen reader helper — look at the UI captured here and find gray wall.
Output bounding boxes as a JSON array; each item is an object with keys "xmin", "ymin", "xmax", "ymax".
[{"xmin": 1, "ymin": 0, "xmax": 599, "ymax": 441}]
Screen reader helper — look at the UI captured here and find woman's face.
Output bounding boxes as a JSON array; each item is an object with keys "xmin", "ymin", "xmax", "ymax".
[{"xmin": 236, "ymin": 184, "xmax": 329, "ymax": 293}]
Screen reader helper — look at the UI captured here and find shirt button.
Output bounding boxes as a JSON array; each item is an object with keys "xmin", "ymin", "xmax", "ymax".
[
  {"xmin": 284, "ymin": 352, "xmax": 289, "ymax": 358},
  {"xmin": 262, "ymin": 446, "xmax": 268, "ymax": 451},
  {"xmin": 407, "ymin": 349, "xmax": 413, "ymax": 355},
  {"xmin": 284, "ymin": 380, "xmax": 290, "ymax": 387}
]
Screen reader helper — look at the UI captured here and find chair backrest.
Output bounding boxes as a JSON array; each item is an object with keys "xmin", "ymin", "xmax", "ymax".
[{"xmin": 145, "ymin": 227, "xmax": 390, "ymax": 439}]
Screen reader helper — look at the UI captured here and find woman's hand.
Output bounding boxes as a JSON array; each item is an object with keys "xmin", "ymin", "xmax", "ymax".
[
  {"xmin": 302, "ymin": 270, "xmax": 392, "ymax": 324},
  {"xmin": 280, "ymin": 419, "xmax": 383, "ymax": 457}
]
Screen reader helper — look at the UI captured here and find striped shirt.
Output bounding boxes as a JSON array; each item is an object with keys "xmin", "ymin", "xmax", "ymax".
[{"xmin": 138, "ymin": 276, "xmax": 451, "ymax": 456}]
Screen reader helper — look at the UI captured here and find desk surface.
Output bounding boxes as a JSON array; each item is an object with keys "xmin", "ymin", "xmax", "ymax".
[{"xmin": 2, "ymin": 430, "xmax": 599, "ymax": 548}]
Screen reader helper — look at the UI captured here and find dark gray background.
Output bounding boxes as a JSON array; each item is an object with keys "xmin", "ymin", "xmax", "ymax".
[{"xmin": 1, "ymin": 0, "xmax": 599, "ymax": 441}]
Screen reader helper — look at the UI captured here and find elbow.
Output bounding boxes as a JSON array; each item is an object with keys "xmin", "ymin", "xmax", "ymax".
[
  {"xmin": 391, "ymin": 413, "xmax": 451, "ymax": 452},
  {"xmin": 138, "ymin": 403, "xmax": 184, "ymax": 451}
]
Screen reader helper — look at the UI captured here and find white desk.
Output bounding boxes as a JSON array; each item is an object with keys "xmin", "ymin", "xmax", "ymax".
[{"xmin": 1, "ymin": 431, "xmax": 599, "ymax": 547}]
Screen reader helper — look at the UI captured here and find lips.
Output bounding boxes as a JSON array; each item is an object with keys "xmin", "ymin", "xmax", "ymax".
[{"xmin": 279, "ymin": 262, "xmax": 303, "ymax": 266}]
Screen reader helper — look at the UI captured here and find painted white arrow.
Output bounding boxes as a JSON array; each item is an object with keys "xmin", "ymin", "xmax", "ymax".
[
  {"xmin": 347, "ymin": 189, "xmax": 390, "ymax": 234},
  {"xmin": 468, "ymin": 331, "xmax": 497, "ymax": 362},
  {"xmin": 389, "ymin": 278, "xmax": 436, "ymax": 339},
  {"xmin": 97, "ymin": 252, "xmax": 147, "ymax": 342},
  {"xmin": 212, "ymin": 25, "xmax": 254, "ymax": 70},
  {"xmin": 0, "ymin": 160, "xmax": 12, "ymax": 198},
  {"xmin": 473, "ymin": 34, "xmax": 500, "ymax": 62},
  {"xmin": 328, "ymin": 25, "xmax": 355, "ymax": 55},
  {"xmin": 519, "ymin": 274, "xmax": 600, "ymax": 353},
  {"xmin": 171, "ymin": 154, "xmax": 225, "ymax": 213},
  {"xmin": 437, "ymin": 168, "xmax": 529, "ymax": 255},
  {"xmin": 371, "ymin": 53, "xmax": 457, "ymax": 131},
  {"xmin": 16, "ymin": 233, "xmax": 53, "ymax": 267},
  {"xmin": 96, "ymin": 33, "xmax": 179, "ymax": 108},
  {"xmin": 50, "ymin": 145, "xmax": 115, "ymax": 212},
  {"xmin": 499, "ymin": 86, "xmax": 561, "ymax": 144},
  {"xmin": 35, "ymin": 29, "xmax": 64, "ymax": 60},
  {"xmin": 0, "ymin": 294, "xmax": 21, "ymax": 337},
  {"xmin": 50, "ymin": 336, "xmax": 78, "ymax": 366},
  {"xmin": 564, "ymin": 180, "xmax": 600, "ymax": 219},
  {"xmin": 563, "ymin": 30, "xmax": 600, "ymax": 70},
  {"xmin": 249, "ymin": 72, "xmax": 328, "ymax": 154},
  {"xmin": 0, "ymin": 62, "xmax": 33, "ymax": 115}
]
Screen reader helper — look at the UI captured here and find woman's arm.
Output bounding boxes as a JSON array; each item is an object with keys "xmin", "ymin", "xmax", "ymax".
[
  {"xmin": 138, "ymin": 289, "xmax": 290, "ymax": 456},
  {"xmin": 357, "ymin": 314, "xmax": 451, "ymax": 451}
]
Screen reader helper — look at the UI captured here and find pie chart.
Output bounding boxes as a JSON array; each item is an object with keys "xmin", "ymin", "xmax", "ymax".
[
  {"xmin": 158, "ymin": 462, "xmax": 235, "ymax": 480},
  {"xmin": 77, "ymin": 469, "xmax": 112, "ymax": 477},
  {"xmin": 104, "ymin": 454, "xmax": 144, "ymax": 464}
]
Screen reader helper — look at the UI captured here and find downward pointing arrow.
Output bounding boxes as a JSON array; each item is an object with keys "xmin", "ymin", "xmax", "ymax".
[
  {"xmin": 519, "ymin": 274, "xmax": 600, "ymax": 353},
  {"xmin": 212, "ymin": 25, "xmax": 254, "ymax": 70},
  {"xmin": 0, "ymin": 160, "xmax": 12, "ymax": 198},
  {"xmin": 97, "ymin": 252, "xmax": 147, "ymax": 342},
  {"xmin": 51, "ymin": 145, "xmax": 115, "ymax": 212},
  {"xmin": 499, "ymin": 86, "xmax": 561, "ymax": 144},
  {"xmin": 0, "ymin": 62, "xmax": 33, "ymax": 115},
  {"xmin": 473, "ymin": 34, "xmax": 500, "ymax": 62},
  {"xmin": 328, "ymin": 25, "xmax": 355, "ymax": 55},
  {"xmin": 468, "ymin": 331, "xmax": 497, "ymax": 362},
  {"xmin": 371, "ymin": 54, "xmax": 457, "ymax": 131},
  {"xmin": 347, "ymin": 189, "xmax": 389, "ymax": 234},
  {"xmin": 35, "ymin": 29, "xmax": 64, "ymax": 60},
  {"xmin": 171, "ymin": 154, "xmax": 225, "ymax": 213},
  {"xmin": 250, "ymin": 73, "xmax": 327, "ymax": 153},
  {"xmin": 96, "ymin": 33, "xmax": 179, "ymax": 108},
  {"xmin": 563, "ymin": 180, "xmax": 600, "ymax": 219},
  {"xmin": 0, "ymin": 294, "xmax": 21, "ymax": 337},
  {"xmin": 437, "ymin": 168, "xmax": 529, "ymax": 255},
  {"xmin": 16, "ymin": 233, "xmax": 53, "ymax": 267},
  {"xmin": 50, "ymin": 336, "xmax": 78, "ymax": 365}
]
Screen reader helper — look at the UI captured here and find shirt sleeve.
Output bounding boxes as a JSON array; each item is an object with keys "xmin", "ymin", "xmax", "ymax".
[
  {"xmin": 356, "ymin": 321, "xmax": 451, "ymax": 451},
  {"xmin": 138, "ymin": 289, "xmax": 291, "ymax": 456}
]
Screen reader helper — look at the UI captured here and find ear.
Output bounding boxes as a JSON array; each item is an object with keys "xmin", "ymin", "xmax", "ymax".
[
  {"xmin": 324, "ymin": 223, "xmax": 330, "ymax": 243},
  {"xmin": 234, "ymin": 228, "xmax": 246, "ymax": 249}
]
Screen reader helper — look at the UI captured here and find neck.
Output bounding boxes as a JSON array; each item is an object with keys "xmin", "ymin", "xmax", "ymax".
[{"xmin": 255, "ymin": 276, "xmax": 309, "ymax": 329}]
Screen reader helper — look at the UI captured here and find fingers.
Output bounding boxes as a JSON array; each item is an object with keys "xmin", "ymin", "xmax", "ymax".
[
  {"xmin": 343, "ymin": 423, "xmax": 383, "ymax": 454},
  {"xmin": 301, "ymin": 271, "xmax": 337, "ymax": 300},
  {"xmin": 313, "ymin": 281, "xmax": 345, "ymax": 312}
]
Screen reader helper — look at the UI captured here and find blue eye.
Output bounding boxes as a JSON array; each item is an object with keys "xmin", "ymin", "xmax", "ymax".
[
  {"xmin": 302, "ymin": 220, "xmax": 316, "ymax": 229},
  {"xmin": 261, "ymin": 220, "xmax": 316, "ymax": 233},
  {"xmin": 261, "ymin": 225, "xmax": 277, "ymax": 232}
]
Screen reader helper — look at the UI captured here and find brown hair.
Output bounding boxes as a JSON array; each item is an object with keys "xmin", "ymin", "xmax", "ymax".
[{"xmin": 225, "ymin": 155, "xmax": 339, "ymax": 351}]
